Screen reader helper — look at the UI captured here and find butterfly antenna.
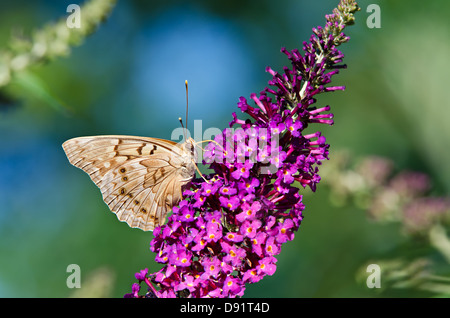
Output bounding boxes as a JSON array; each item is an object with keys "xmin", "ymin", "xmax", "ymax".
[
  {"xmin": 179, "ymin": 117, "xmax": 187, "ymax": 142},
  {"xmin": 195, "ymin": 139, "xmax": 226, "ymax": 153},
  {"xmin": 185, "ymin": 80, "xmax": 189, "ymax": 138},
  {"xmin": 184, "ymin": 80, "xmax": 211, "ymax": 184}
]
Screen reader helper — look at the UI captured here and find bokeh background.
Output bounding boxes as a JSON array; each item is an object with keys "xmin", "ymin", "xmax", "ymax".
[{"xmin": 0, "ymin": 0, "xmax": 449, "ymax": 297}]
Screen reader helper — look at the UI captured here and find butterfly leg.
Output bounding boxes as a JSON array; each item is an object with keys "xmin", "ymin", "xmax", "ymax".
[{"xmin": 191, "ymin": 159, "xmax": 212, "ymax": 184}]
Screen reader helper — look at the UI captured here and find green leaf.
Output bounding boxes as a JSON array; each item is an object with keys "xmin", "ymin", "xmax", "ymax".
[{"xmin": 12, "ymin": 71, "xmax": 72, "ymax": 115}]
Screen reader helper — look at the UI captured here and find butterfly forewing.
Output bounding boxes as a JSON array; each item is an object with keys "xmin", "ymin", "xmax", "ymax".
[{"xmin": 62, "ymin": 135, "xmax": 195, "ymax": 231}]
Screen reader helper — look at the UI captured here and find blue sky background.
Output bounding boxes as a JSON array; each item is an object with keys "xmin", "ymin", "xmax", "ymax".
[{"xmin": 0, "ymin": 0, "xmax": 448, "ymax": 297}]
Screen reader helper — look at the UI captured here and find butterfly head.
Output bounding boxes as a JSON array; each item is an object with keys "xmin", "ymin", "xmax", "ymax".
[
  {"xmin": 184, "ymin": 137, "xmax": 197, "ymax": 157},
  {"xmin": 175, "ymin": 137, "xmax": 196, "ymax": 181}
]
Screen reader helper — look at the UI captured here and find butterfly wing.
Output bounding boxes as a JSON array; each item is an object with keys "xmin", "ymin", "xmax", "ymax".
[{"xmin": 62, "ymin": 135, "xmax": 192, "ymax": 231}]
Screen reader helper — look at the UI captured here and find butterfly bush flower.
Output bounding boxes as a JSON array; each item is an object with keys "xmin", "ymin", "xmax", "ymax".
[{"xmin": 126, "ymin": 0, "xmax": 359, "ymax": 298}]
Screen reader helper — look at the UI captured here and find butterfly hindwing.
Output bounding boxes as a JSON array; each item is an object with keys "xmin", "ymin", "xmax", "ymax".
[
  {"xmin": 101, "ymin": 155, "xmax": 180, "ymax": 231},
  {"xmin": 62, "ymin": 135, "xmax": 192, "ymax": 231}
]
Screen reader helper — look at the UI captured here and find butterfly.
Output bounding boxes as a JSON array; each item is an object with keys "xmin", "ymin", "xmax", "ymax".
[
  {"xmin": 63, "ymin": 135, "xmax": 197, "ymax": 231},
  {"xmin": 62, "ymin": 81, "xmax": 199, "ymax": 231}
]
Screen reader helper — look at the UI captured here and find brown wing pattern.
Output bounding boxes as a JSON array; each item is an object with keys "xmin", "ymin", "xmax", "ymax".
[{"xmin": 62, "ymin": 135, "xmax": 190, "ymax": 231}]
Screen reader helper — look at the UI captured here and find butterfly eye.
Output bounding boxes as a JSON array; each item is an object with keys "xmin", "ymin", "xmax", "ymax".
[{"xmin": 185, "ymin": 142, "xmax": 194, "ymax": 152}]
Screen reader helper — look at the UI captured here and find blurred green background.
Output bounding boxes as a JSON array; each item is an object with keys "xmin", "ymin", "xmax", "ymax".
[{"xmin": 0, "ymin": 0, "xmax": 449, "ymax": 297}]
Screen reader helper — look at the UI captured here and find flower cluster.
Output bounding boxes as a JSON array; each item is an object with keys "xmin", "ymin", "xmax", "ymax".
[
  {"xmin": 369, "ymin": 169, "xmax": 450, "ymax": 234},
  {"xmin": 322, "ymin": 153, "xmax": 450, "ymax": 236},
  {"xmin": 126, "ymin": 0, "xmax": 359, "ymax": 298}
]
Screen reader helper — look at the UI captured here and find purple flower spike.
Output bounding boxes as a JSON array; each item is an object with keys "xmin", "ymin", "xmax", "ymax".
[{"xmin": 128, "ymin": 0, "xmax": 359, "ymax": 298}]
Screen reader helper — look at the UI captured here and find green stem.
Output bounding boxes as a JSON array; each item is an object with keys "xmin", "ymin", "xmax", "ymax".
[{"xmin": 429, "ymin": 224, "xmax": 450, "ymax": 264}]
